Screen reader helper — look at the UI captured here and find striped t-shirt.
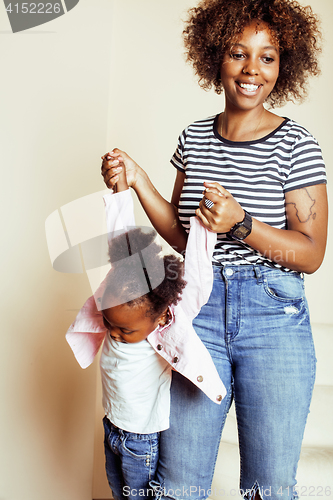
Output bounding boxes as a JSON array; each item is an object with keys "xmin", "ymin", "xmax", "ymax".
[{"xmin": 171, "ymin": 114, "xmax": 326, "ymax": 271}]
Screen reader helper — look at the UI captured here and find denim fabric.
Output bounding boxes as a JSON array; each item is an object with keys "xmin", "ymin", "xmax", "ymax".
[
  {"xmin": 152, "ymin": 265, "xmax": 316, "ymax": 500},
  {"xmin": 103, "ymin": 416, "xmax": 159, "ymax": 500}
]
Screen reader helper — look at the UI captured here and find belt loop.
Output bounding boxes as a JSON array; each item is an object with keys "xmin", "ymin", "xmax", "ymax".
[{"xmin": 254, "ymin": 265, "xmax": 263, "ymax": 284}]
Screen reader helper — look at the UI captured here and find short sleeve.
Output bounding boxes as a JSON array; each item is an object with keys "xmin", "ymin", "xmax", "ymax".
[
  {"xmin": 284, "ymin": 134, "xmax": 327, "ymax": 193},
  {"xmin": 170, "ymin": 129, "xmax": 187, "ymax": 173}
]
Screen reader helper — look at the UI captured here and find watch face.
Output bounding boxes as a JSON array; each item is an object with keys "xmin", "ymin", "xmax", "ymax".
[{"xmin": 233, "ymin": 226, "xmax": 251, "ymax": 240}]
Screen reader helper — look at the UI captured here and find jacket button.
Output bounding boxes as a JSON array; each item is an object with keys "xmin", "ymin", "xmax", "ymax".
[
  {"xmin": 157, "ymin": 344, "xmax": 163, "ymax": 351},
  {"xmin": 216, "ymin": 395, "xmax": 223, "ymax": 402},
  {"xmin": 197, "ymin": 375, "xmax": 203, "ymax": 383},
  {"xmin": 173, "ymin": 356, "xmax": 179, "ymax": 363}
]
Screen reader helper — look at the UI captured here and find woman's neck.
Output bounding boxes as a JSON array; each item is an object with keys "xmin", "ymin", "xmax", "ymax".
[{"xmin": 219, "ymin": 106, "xmax": 284, "ymax": 142}]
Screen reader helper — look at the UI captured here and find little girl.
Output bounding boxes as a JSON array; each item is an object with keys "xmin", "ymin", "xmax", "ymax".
[{"xmin": 66, "ymin": 172, "xmax": 226, "ymax": 500}]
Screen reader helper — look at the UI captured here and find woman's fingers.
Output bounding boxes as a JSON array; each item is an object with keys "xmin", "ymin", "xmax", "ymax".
[
  {"xmin": 101, "ymin": 148, "xmax": 139, "ymax": 189},
  {"xmin": 196, "ymin": 183, "xmax": 245, "ymax": 233},
  {"xmin": 201, "ymin": 188, "xmax": 226, "ymax": 214},
  {"xmin": 100, "ymin": 149, "xmax": 126, "ymax": 189},
  {"xmin": 101, "ymin": 161, "xmax": 124, "ymax": 190},
  {"xmin": 203, "ymin": 181, "xmax": 230, "ymax": 197},
  {"xmin": 101, "ymin": 149, "xmax": 124, "ymax": 165},
  {"xmin": 101, "ymin": 153, "xmax": 123, "ymax": 172},
  {"xmin": 103, "ymin": 168, "xmax": 122, "ymax": 189},
  {"xmin": 195, "ymin": 207, "xmax": 211, "ymax": 228},
  {"xmin": 201, "ymin": 183, "xmax": 228, "ymax": 210}
]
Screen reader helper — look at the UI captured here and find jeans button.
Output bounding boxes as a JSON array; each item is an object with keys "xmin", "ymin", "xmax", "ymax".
[{"xmin": 225, "ymin": 268, "xmax": 233, "ymax": 277}]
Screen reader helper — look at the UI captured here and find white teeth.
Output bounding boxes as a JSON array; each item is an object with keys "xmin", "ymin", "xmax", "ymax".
[{"xmin": 239, "ymin": 83, "xmax": 259, "ymax": 91}]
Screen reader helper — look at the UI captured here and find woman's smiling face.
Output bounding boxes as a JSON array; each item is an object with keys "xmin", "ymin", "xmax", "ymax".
[{"xmin": 220, "ymin": 21, "xmax": 280, "ymax": 111}]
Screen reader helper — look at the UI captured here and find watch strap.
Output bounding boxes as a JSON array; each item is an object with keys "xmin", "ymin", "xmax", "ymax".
[{"xmin": 228, "ymin": 210, "xmax": 252, "ymax": 241}]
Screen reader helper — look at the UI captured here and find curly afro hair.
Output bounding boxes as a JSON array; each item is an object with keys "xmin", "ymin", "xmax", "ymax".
[
  {"xmin": 140, "ymin": 253, "xmax": 186, "ymax": 318},
  {"xmin": 183, "ymin": 0, "xmax": 322, "ymax": 107},
  {"xmin": 102, "ymin": 227, "xmax": 186, "ymax": 319}
]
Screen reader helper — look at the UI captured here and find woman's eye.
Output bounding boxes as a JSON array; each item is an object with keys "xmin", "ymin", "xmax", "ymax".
[
  {"xmin": 262, "ymin": 56, "xmax": 274, "ymax": 63},
  {"xmin": 231, "ymin": 53, "xmax": 245, "ymax": 60},
  {"xmin": 120, "ymin": 329, "xmax": 133, "ymax": 335}
]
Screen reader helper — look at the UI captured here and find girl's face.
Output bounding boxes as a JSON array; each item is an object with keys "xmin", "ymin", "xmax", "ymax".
[
  {"xmin": 220, "ymin": 21, "xmax": 280, "ymax": 111},
  {"xmin": 102, "ymin": 302, "xmax": 167, "ymax": 344}
]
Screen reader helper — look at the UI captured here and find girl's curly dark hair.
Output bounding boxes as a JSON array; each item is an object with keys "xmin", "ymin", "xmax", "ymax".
[
  {"xmin": 103, "ymin": 227, "xmax": 186, "ymax": 319},
  {"xmin": 140, "ymin": 253, "xmax": 186, "ymax": 318},
  {"xmin": 183, "ymin": 0, "xmax": 322, "ymax": 107}
]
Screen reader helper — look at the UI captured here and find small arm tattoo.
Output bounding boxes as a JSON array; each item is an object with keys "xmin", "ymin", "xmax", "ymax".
[{"xmin": 286, "ymin": 188, "xmax": 316, "ymax": 223}]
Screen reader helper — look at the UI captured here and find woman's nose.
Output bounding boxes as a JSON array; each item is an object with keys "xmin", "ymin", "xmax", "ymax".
[{"xmin": 242, "ymin": 59, "xmax": 259, "ymax": 75}]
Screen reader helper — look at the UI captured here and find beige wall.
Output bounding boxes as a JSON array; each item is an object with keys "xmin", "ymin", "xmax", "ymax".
[
  {"xmin": 0, "ymin": 1, "xmax": 331, "ymax": 500},
  {"xmin": 0, "ymin": 1, "xmax": 113, "ymax": 499}
]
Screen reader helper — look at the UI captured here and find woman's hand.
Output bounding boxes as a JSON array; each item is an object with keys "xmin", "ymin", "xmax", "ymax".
[
  {"xmin": 101, "ymin": 149, "xmax": 139, "ymax": 191},
  {"xmin": 196, "ymin": 182, "xmax": 245, "ymax": 233}
]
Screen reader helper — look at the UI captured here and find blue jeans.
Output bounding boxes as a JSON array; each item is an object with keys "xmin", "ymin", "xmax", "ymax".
[
  {"xmin": 152, "ymin": 265, "xmax": 316, "ymax": 500},
  {"xmin": 103, "ymin": 416, "xmax": 160, "ymax": 500}
]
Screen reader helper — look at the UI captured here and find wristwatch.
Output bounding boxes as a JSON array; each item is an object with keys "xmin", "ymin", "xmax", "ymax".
[{"xmin": 228, "ymin": 211, "xmax": 252, "ymax": 241}]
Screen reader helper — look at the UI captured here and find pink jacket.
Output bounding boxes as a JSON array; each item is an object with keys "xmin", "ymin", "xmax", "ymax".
[{"xmin": 66, "ymin": 190, "xmax": 226, "ymax": 404}]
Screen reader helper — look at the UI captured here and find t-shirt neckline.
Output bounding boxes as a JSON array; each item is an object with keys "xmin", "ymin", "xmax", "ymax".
[{"xmin": 213, "ymin": 114, "xmax": 289, "ymax": 146}]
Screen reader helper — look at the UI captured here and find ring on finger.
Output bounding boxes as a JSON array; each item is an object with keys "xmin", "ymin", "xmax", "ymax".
[{"xmin": 204, "ymin": 197, "xmax": 214, "ymax": 210}]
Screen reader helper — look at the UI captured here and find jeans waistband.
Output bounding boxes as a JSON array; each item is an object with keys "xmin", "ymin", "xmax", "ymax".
[
  {"xmin": 212, "ymin": 264, "xmax": 302, "ymax": 283},
  {"xmin": 105, "ymin": 417, "xmax": 160, "ymax": 440}
]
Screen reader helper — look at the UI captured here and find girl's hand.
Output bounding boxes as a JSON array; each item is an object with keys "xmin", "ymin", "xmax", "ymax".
[
  {"xmin": 196, "ymin": 182, "xmax": 245, "ymax": 233},
  {"xmin": 101, "ymin": 149, "xmax": 139, "ymax": 191}
]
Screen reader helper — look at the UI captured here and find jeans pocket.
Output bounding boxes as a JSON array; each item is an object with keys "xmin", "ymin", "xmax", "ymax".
[
  {"xmin": 263, "ymin": 273, "xmax": 304, "ymax": 303},
  {"xmin": 122, "ymin": 435, "xmax": 159, "ymax": 459},
  {"xmin": 103, "ymin": 416, "xmax": 113, "ymax": 442}
]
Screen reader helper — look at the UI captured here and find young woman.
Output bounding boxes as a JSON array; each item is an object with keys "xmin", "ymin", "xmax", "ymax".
[{"xmin": 101, "ymin": 1, "xmax": 328, "ymax": 498}]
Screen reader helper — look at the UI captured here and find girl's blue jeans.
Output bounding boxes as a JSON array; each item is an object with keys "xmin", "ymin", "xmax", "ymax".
[
  {"xmin": 152, "ymin": 265, "xmax": 316, "ymax": 500},
  {"xmin": 103, "ymin": 416, "xmax": 159, "ymax": 500}
]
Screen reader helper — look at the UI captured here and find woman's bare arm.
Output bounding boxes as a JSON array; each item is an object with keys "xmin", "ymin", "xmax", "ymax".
[
  {"xmin": 101, "ymin": 149, "xmax": 187, "ymax": 253},
  {"xmin": 196, "ymin": 182, "xmax": 328, "ymax": 274}
]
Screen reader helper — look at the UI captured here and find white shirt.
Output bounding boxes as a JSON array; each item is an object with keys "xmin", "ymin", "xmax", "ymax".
[{"xmin": 100, "ymin": 333, "xmax": 171, "ymax": 433}]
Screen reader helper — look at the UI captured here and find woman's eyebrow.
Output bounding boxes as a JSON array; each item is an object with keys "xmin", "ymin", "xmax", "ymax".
[
  {"xmin": 232, "ymin": 42, "xmax": 278, "ymax": 52},
  {"xmin": 263, "ymin": 45, "xmax": 279, "ymax": 52}
]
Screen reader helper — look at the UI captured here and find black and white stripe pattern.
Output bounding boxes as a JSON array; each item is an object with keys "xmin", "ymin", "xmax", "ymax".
[{"xmin": 171, "ymin": 114, "xmax": 326, "ymax": 270}]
